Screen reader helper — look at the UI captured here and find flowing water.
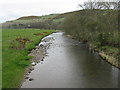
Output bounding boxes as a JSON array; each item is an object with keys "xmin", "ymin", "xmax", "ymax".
[{"xmin": 21, "ymin": 32, "xmax": 118, "ymax": 88}]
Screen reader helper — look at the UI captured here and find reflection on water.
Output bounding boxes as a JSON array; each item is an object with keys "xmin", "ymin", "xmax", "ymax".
[{"xmin": 21, "ymin": 32, "xmax": 118, "ymax": 88}]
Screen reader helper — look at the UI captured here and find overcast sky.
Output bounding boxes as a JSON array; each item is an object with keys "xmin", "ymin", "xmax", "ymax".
[{"xmin": 0, "ymin": 0, "xmax": 87, "ymax": 23}]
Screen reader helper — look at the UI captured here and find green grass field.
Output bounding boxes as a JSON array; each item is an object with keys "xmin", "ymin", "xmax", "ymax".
[{"xmin": 2, "ymin": 29, "xmax": 55, "ymax": 88}]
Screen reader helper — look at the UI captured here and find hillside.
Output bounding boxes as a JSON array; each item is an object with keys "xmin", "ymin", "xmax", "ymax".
[{"xmin": 2, "ymin": 11, "xmax": 79, "ymax": 30}]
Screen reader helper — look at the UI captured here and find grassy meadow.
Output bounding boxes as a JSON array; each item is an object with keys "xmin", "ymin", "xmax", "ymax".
[{"xmin": 2, "ymin": 29, "xmax": 55, "ymax": 88}]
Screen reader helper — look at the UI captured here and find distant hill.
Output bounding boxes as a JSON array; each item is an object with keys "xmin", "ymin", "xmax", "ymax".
[
  {"xmin": 16, "ymin": 16, "xmax": 40, "ymax": 20},
  {"xmin": 2, "ymin": 10, "xmax": 80, "ymax": 30}
]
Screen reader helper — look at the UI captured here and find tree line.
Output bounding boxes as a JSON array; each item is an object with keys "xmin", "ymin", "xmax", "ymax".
[
  {"xmin": 63, "ymin": 1, "xmax": 119, "ymax": 63},
  {"xmin": 63, "ymin": 1, "xmax": 119, "ymax": 47}
]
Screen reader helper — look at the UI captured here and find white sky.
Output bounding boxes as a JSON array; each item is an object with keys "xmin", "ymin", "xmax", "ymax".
[{"xmin": 0, "ymin": 0, "xmax": 87, "ymax": 23}]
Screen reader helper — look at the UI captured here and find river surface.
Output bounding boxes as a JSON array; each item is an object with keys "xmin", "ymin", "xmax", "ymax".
[{"xmin": 21, "ymin": 32, "xmax": 119, "ymax": 88}]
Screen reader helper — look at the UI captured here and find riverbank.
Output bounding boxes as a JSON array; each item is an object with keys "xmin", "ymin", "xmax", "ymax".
[
  {"xmin": 62, "ymin": 9, "xmax": 119, "ymax": 69},
  {"xmin": 2, "ymin": 29, "xmax": 55, "ymax": 88},
  {"xmin": 89, "ymin": 43, "xmax": 119, "ymax": 68},
  {"xmin": 20, "ymin": 34, "xmax": 54, "ymax": 87},
  {"xmin": 66, "ymin": 34, "xmax": 119, "ymax": 69}
]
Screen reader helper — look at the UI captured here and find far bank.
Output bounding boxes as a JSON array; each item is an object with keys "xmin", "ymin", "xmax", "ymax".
[{"xmin": 63, "ymin": 9, "xmax": 119, "ymax": 69}]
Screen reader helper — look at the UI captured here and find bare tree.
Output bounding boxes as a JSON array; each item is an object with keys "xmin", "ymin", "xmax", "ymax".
[{"xmin": 78, "ymin": 0, "xmax": 118, "ymax": 10}]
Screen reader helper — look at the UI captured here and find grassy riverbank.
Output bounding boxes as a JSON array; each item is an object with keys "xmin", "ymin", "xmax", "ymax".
[
  {"xmin": 2, "ymin": 29, "xmax": 55, "ymax": 88},
  {"xmin": 89, "ymin": 43, "xmax": 119, "ymax": 68},
  {"xmin": 63, "ymin": 9, "xmax": 119, "ymax": 68}
]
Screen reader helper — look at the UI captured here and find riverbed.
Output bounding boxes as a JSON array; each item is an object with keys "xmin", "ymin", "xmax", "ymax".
[{"xmin": 21, "ymin": 32, "xmax": 118, "ymax": 88}]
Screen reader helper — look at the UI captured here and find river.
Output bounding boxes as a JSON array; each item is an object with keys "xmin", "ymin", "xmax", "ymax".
[{"xmin": 21, "ymin": 32, "xmax": 118, "ymax": 88}]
